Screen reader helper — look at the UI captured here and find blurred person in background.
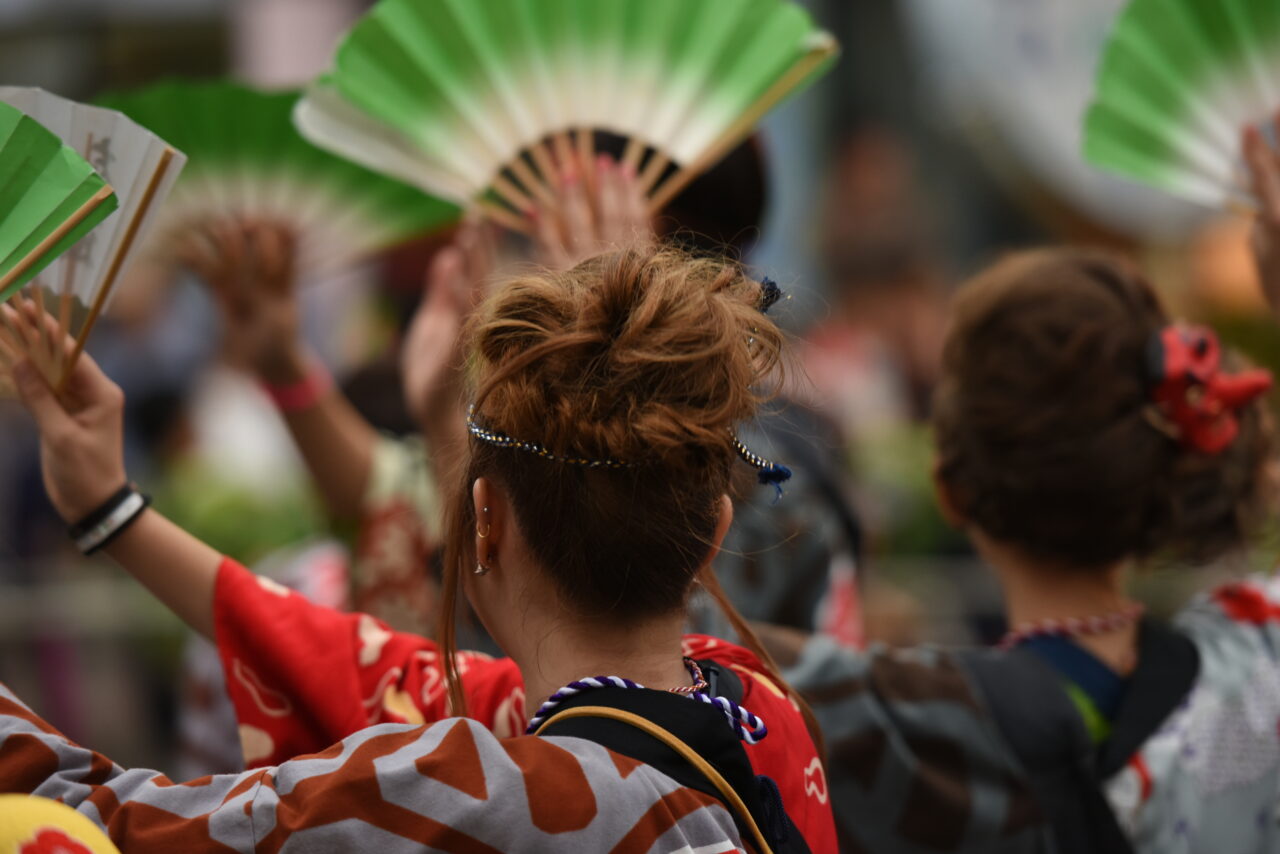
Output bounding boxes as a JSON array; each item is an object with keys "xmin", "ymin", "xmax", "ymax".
[
  {"xmin": 188, "ymin": 140, "xmax": 862, "ymax": 649},
  {"xmin": 797, "ymin": 127, "xmax": 958, "ymax": 647},
  {"xmin": 748, "ymin": 128, "xmax": 1280, "ymax": 854}
]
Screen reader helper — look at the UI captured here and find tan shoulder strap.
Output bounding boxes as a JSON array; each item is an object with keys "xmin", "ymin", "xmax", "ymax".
[{"xmin": 536, "ymin": 704, "xmax": 775, "ymax": 854}]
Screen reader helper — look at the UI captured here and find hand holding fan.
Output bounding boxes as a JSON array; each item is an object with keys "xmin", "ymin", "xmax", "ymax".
[
  {"xmin": 96, "ymin": 80, "xmax": 459, "ymax": 277},
  {"xmin": 294, "ymin": 0, "xmax": 838, "ymax": 229},
  {"xmin": 0, "ymin": 87, "xmax": 184, "ymax": 391},
  {"xmin": 1083, "ymin": 0, "xmax": 1280, "ymax": 208}
]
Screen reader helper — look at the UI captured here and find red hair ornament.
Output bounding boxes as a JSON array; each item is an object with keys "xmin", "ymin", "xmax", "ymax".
[{"xmin": 1147, "ymin": 325, "xmax": 1272, "ymax": 455}]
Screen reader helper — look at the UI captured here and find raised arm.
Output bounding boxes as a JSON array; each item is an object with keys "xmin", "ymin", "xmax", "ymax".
[
  {"xmin": 181, "ymin": 219, "xmax": 378, "ymax": 522},
  {"xmin": 9, "ymin": 318, "xmax": 523, "ymax": 761},
  {"xmin": 12, "ymin": 325, "xmax": 221, "ymax": 638}
]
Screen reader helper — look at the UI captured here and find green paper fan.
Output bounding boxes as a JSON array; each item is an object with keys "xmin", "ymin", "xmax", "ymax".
[
  {"xmin": 1083, "ymin": 0, "xmax": 1280, "ymax": 207},
  {"xmin": 0, "ymin": 100, "xmax": 116, "ymax": 301},
  {"xmin": 295, "ymin": 0, "xmax": 839, "ymax": 221},
  {"xmin": 0, "ymin": 86, "xmax": 186, "ymax": 390},
  {"xmin": 96, "ymin": 79, "xmax": 458, "ymax": 274}
]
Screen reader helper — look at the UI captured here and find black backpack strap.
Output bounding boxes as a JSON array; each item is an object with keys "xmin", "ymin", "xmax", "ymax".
[
  {"xmin": 536, "ymin": 662, "xmax": 811, "ymax": 854},
  {"xmin": 959, "ymin": 648, "xmax": 1134, "ymax": 854}
]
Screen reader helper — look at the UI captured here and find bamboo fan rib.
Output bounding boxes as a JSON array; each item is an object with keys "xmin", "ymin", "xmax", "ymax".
[
  {"xmin": 294, "ymin": 0, "xmax": 839, "ymax": 222},
  {"xmin": 0, "ymin": 87, "xmax": 186, "ymax": 390},
  {"xmin": 97, "ymin": 80, "xmax": 458, "ymax": 277},
  {"xmin": 1083, "ymin": 0, "xmax": 1280, "ymax": 208}
]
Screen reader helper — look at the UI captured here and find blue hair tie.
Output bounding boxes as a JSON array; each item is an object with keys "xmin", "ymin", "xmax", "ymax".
[
  {"xmin": 759, "ymin": 277, "xmax": 784, "ymax": 314},
  {"xmin": 731, "ymin": 433, "xmax": 793, "ymax": 502}
]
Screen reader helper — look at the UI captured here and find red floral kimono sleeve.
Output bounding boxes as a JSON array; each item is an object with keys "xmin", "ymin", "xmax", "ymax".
[{"xmin": 213, "ymin": 557, "xmax": 525, "ymax": 767}]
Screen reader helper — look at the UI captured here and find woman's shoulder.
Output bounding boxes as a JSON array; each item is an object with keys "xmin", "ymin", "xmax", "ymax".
[
  {"xmin": 313, "ymin": 716, "xmax": 741, "ymax": 849},
  {"xmin": 682, "ymin": 634, "xmax": 794, "ymax": 704},
  {"xmin": 1176, "ymin": 574, "xmax": 1280, "ymax": 679},
  {"xmin": 1102, "ymin": 578, "xmax": 1280, "ymax": 848}
]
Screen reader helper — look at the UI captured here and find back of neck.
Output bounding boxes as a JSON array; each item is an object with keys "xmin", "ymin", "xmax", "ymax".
[{"xmin": 976, "ymin": 532, "xmax": 1139, "ymax": 674}]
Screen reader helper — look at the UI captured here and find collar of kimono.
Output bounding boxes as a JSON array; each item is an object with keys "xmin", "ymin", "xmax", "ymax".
[{"xmin": 525, "ymin": 658, "xmax": 768, "ymax": 744}]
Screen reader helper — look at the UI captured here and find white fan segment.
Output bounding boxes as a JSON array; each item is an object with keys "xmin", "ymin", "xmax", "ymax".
[{"xmin": 0, "ymin": 87, "xmax": 187, "ymax": 313}]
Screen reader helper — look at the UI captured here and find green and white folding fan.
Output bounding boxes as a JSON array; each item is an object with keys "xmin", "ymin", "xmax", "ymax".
[
  {"xmin": 96, "ymin": 80, "xmax": 459, "ymax": 276},
  {"xmin": 295, "ymin": 0, "xmax": 839, "ymax": 226},
  {"xmin": 0, "ymin": 100, "xmax": 116, "ymax": 302},
  {"xmin": 1083, "ymin": 0, "xmax": 1280, "ymax": 208},
  {"xmin": 0, "ymin": 87, "xmax": 185, "ymax": 390}
]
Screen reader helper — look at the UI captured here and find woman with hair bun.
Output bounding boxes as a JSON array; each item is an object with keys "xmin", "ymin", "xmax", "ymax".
[
  {"xmin": 0, "ymin": 245, "xmax": 834, "ymax": 852},
  {"xmin": 757, "ymin": 131, "xmax": 1280, "ymax": 854}
]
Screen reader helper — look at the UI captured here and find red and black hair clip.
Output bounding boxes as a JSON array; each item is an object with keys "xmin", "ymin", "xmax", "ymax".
[{"xmin": 1145, "ymin": 325, "xmax": 1272, "ymax": 455}]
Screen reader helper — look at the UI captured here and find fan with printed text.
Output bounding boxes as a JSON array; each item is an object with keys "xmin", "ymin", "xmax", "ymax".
[
  {"xmin": 0, "ymin": 99, "xmax": 116, "ymax": 301},
  {"xmin": 0, "ymin": 88, "xmax": 180, "ymax": 392},
  {"xmin": 96, "ymin": 80, "xmax": 459, "ymax": 277},
  {"xmin": 1084, "ymin": 0, "xmax": 1280, "ymax": 209},
  {"xmin": 295, "ymin": 0, "xmax": 839, "ymax": 229},
  {"xmin": 0, "ymin": 88, "xmax": 184, "ymax": 390}
]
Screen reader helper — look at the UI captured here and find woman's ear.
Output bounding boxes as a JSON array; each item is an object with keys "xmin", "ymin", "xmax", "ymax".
[
  {"xmin": 931, "ymin": 458, "xmax": 967, "ymax": 530},
  {"xmin": 472, "ymin": 477, "xmax": 505, "ymax": 569},
  {"xmin": 703, "ymin": 494, "xmax": 735, "ymax": 566}
]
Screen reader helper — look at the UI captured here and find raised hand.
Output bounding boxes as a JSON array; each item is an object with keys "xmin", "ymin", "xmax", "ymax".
[
  {"xmin": 530, "ymin": 155, "xmax": 653, "ymax": 271},
  {"xmin": 6, "ymin": 300, "xmax": 126, "ymax": 522},
  {"xmin": 177, "ymin": 218, "xmax": 305, "ymax": 383},
  {"xmin": 402, "ymin": 217, "xmax": 493, "ymax": 448},
  {"xmin": 1244, "ymin": 121, "xmax": 1280, "ymax": 320}
]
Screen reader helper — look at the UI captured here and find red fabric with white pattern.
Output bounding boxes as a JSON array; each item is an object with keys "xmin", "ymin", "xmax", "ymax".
[{"xmin": 213, "ymin": 557, "xmax": 837, "ymax": 852}]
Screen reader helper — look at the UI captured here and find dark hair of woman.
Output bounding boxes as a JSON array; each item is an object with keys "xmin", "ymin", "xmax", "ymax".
[{"xmin": 933, "ymin": 248, "xmax": 1271, "ymax": 569}]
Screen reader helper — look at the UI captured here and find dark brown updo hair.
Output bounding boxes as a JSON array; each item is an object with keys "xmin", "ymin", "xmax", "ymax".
[
  {"xmin": 439, "ymin": 246, "xmax": 812, "ymax": 735},
  {"xmin": 934, "ymin": 248, "xmax": 1271, "ymax": 569}
]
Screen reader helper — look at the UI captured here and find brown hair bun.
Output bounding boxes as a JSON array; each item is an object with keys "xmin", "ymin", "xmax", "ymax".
[
  {"xmin": 446, "ymin": 246, "xmax": 783, "ymax": 619},
  {"xmin": 934, "ymin": 248, "xmax": 1271, "ymax": 568}
]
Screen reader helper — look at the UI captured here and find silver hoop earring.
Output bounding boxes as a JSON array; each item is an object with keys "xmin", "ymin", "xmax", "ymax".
[{"xmin": 474, "ymin": 562, "xmax": 490, "ymax": 576}]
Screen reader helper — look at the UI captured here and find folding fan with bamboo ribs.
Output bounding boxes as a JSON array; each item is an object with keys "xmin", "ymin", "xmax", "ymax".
[
  {"xmin": 295, "ymin": 0, "xmax": 839, "ymax": 230},
  {"xmin": 0, "ymin": 89, "xmax": 183, "ymax": 393},
  {"xmin": 0, "ymin": 99, "xmax": 116, "ymax": 302},
  {"xmin": 1083, "ymin": 0, "xmax": 1280, "ymax": 209},
  {"xmin": 96, "ymin": 80, "xmax": 460, "ymax": 276}
]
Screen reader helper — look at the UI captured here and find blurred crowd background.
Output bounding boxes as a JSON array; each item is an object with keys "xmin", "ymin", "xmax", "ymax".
[{"xmin": 0, "ymin": 0, "xmax": 1277, "ymax": 776}]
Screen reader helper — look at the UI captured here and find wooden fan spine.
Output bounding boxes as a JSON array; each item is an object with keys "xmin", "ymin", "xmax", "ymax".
[
  {"xmin": 59, "ymin": 148, "xmax": 177, "ymax": 392},
  {"xmin": 648, "ymin": 42, "xmax": 837, "ymax": 214},
  {"xmin": 0, "ymin": 184, "xmax": 116, "ymax": 297},
  {"xmin": 530, "ymin": 140, "xmax": 560, "ymax": 186},
  {"xmin": 638, "ymin": 150, "xmax": 670, "ymax": 195},
  {"xmin": 476, "ymin": 199, "xmax": 532, "ymax": 234},
  {"xmin": 576, "ymin": 127, "xmax": 596, "ymax": 192},
  {"xmin": 508, "ymin": 154, "xmax": 555, "ymax": 206},
  {"xmin": 621, "ymin": 137, "xmax": 646, "ymax": 172}
]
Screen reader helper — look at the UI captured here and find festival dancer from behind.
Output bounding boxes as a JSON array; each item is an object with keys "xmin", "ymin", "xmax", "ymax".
[
  {"xmin": 0, "ymin": 246, "xmax": 836, "ymax": 852},
  {"xmin": 751, "ymin": 126, "xmax": 1280, "ymax": 854}
]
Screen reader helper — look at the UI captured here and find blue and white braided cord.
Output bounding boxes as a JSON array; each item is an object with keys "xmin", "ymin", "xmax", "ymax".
[
  {"xmin": 692, "ymin": 692, "xmax": 768, "ymax": 745},
  {"xmin": 525, "ymin": 676, "xmax": 642, "ymax": 733},
  {"xmin": 526, "ymin": 676, "xmax": 768, "ymax": 744}
]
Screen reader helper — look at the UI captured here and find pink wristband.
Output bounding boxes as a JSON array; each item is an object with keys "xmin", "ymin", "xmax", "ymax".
[{"xmin": 262, "ymin": 359, "xmax": 333, "ymax": 412}]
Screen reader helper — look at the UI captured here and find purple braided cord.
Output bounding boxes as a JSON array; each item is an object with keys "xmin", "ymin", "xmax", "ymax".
[
  {"xmin": 690, "ymin": 692, "xmax": 768, "ymax": 745},
  {"xmin": 525, "ymin": 666, "xmax": 767, "ymax": 743},
  {"xmin": 526, "ymin": 675, "xmax": 643, "ymax": 733}
]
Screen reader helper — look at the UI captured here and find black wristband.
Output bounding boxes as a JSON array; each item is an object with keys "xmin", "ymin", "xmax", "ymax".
[
  {"xmin": 68, "ymin": 484, "xmax": 133, "ymax": 538},
  {"xmin": 68, "ymin": 484, "xmax": 151, "ymax": 555}
]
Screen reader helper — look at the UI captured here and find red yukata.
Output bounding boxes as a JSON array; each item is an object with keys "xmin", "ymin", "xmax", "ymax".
[{"xmin": 213, "ymin": 558, "xmax": 838, "ymax": 852}]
